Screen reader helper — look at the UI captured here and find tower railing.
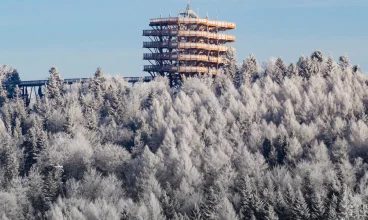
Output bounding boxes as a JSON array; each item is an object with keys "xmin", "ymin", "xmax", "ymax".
[
  {"xmin": 149, "ymin": 17, "xmax": 236, "ymax": 29},
  {"xmin": 144, "ymin": 65, "xmax": 218, "ymax": 74},
  {"xmin": 143, "ymin": 53, "xmax": 227, "ymax": 63},
  {"xmin": 143, "ymin": 30, "xmax": 236, "ymax": 42},
  {"xmin": 143, "ymin": 42, "xmax": 229, "ymax": 52}
]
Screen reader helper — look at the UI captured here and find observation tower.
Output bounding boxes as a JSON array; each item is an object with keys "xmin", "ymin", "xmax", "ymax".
[{"xmin": 143, "ymin": 4, "xmax": 236, "ymax": 84}]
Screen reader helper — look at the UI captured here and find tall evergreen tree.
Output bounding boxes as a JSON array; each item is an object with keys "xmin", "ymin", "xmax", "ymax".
[
  {"xmin": 265, "ymin": 205, "xmax": 279, "ymax": 220},
  {"xmin": 274, "ymin": 57, "xmax": 287, "ymax": 84},
  {"xmin": 42, "ymin": 165, "xmax": 64, "ymax": 204},
  {"xmin": 200, "ymin": 186, "xmax": 221, "ymax": 220},
  {"xmin": 311, "ymin": 51, "xmax": 324, "ymax": 63},
  {"xmin": 223, "ymin": 47, "xmax": 238, "ymax": 79},
  {"xmin": 297, "ymin": 55, "xmax": 312, "ymax": 79},
  {"xmin": 0, "ymin": 81, "xmax": 7, "ymax": 107},
  {"xmin": 286, "ymin": 63, "xmax": 298, "ymax": 77},
  {"xmin": 4, "ymin": 69, "xmax": 21, "ymax": 99},
  {"xmin": 323, "ymin": 55, "xmax": 335, "ymax": 78},
  {"xmin": 46, "ymin": 67, "xmax": 63, "ymax": 99},
  {"xmin": 235, "ymin": 54, "xmax": 259, "ymax": 87},
  {"xmin": 291, "ymin": 189, "xmax": 310, "ymax": 220},
  {"xmin": 339, "ymin": 55, "xmax": 351, "ymax": 71},
  {"xmin": 0, "ymin": 145, "xmax": 19, "ymax": 188}
]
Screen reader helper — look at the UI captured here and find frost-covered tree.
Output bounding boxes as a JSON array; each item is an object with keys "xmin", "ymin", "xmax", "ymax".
[
  {"xmin": 274, "ymin": 57, "xmax": 287, "ymax": 84},
  {"xmin": 235, "ymin": 54, "xmax": 260, "ymax": 87},
  {"xmin": 223, "ymin": 47, "xmax": 238, "ymax": 79},
  {"xmin": 0, "ymin": 52, "xmax": 366, "ymax": 219},
  {"xmin": 323, "ymin": 55, "xmax": 335, "ymax": 78},
  {"xmin": 297, "ymin": 55, "xmax": 312, "ymax": 79},
  {"xmin": 285, "ymin": 63, "xmax": 298, "ymax": 78},
  {"xmin": 46, "ymin": 67, "xmax": 63, "ymax": 99},
  {"xmin": 339, "ymin": 55, "xmax": 351, "ymax": 71}
]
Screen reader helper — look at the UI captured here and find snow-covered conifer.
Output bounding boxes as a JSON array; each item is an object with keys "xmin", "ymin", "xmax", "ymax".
[
  {"xmin": 223, "ymin": 47, "xmax": 238, "ymax": 79},
  {"xmin": 339, "ymin": 55, "xmax": 351, "ymax": 71},
  {"xmin": 323, "ymin": 55, "xmax": 335, "ymax": 78}
]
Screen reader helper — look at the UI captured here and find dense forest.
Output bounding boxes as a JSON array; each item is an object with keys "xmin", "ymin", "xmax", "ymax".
[{"xmin": 1, "ymin": 51, "xmax": 368, "ymax": 220}]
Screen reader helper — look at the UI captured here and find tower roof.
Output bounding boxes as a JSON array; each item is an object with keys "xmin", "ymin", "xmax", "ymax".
[{"xmin": 179, "ymin": 3, "xmax": 199, "ymax": 18}]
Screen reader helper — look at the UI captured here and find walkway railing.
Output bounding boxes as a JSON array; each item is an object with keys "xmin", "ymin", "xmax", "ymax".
[
  {"xmin": 143, "ymin": 30, "xmax": 236, "ymax": 42},
  {"xmin": 6, "ymin": 76, "xmax": 153, "ymax": 88},
  {"xmin": 143, "ymin": 42, "xmax": 229, "ymax": 52},
  {"xmin": 143, "ymin": 53, "xmax": 226, "ymax": 64},
  {"xmin": 143, "ymin": 65, "xmax": 217, "ymax": 74}
]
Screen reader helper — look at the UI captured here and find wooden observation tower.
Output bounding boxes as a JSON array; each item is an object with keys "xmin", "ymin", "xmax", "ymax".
[{"xmin": 143, "ymin": 3, "xmax": 236, "ymax": 85}]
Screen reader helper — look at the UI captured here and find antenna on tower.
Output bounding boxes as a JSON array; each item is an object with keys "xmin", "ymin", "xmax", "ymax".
[
  {"xmin": 160, "ymin": 8, "xmax": 162, "ymax": 18},
  {"xmin": 187, "ymin": 0, "xmax": 191, "ymax": 17}
]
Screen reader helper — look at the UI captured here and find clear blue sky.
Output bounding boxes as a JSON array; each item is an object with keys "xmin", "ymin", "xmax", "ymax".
[{"xmin": 1, "ymin": 0, "xmax": 367, "ymax": 80}]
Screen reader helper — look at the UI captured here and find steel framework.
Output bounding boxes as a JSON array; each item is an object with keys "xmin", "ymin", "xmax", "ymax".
[{"xmin": 143, "ymin": 4, "xmax": 236, "ymax": 84}]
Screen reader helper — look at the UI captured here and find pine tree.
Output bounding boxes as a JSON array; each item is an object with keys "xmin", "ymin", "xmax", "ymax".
[
  {"xmin": 105, "ymin": 85, "xmax": 120, "ymax": 110},
  {"xmin": 22, "ymin": 120, "xmax": 47, "ymax": 176},
  {"xmin": 0, "ymin": 145, "xmax": 19, "ymax": 188},
  {"xmin": 239, "ymin": 176, "xmax": 252, "ymax": 218},
  {"xmin": 265, "ymin": 205, "xmax": 279, "ymax": 220},
  {"xmin": 301, "ymin": 171, "xmax": 314, "ymax": 208},
  {"xmin": 46, "ymin": 66, "xmax": 63, "ymax": 99},
  {"xmin": 42, "ymin": 165, "xmax": 64, "ymax": 204},
  {"xmin": 310, "ymin": 50, "xmax": 324, "ymax": 75},
  {"xmin": 192, "ymin": 203, "xmax": 203, "ymax": 220},
  {"xmin": 200, "ymin": 186, "xmax": 221, "ymax": 219},
  {"xmin": 283, "ymin": 184, "xmax": 295, "ymax": 218},
  {"xmin": 297, "ymin": 55, "xmax": 312, "ymax": 79},
  {"xmin": 27, "ymin": 168, "xmax": 49, "ymax": 217},
  {"xmin": 235, "ymin": 54, "xmax": 259, "ymax": 87},
  {"xmin": 4, "ymin": 68, "xmax": 21, "ymax": 99},
  {"xmin": 12, "ymin": 117, "xmax": 22, "ymax": 141},
  {"xmin": 310, "ymin": 190, "xmax": 325, "ymax": 220},
  {"xmin": 337, "ymin": 184, "xmax": 352, "ymax": 219},
  {"xmin": 89, "ymin": 67, "xmax": 105, "ymax": 108},
  {"xmin": 262, "ymin": 138, "xmax": 278, "ymax": 167},
  {"xmin": 323, "ymin": 55, "xmax": 335, "ymax": 78},
  {"xmin": 274, "ymin": 57, "xmax": 287, "ymax": 84},
  {"xmin": 352, "ymin": 65, "xmax": 362, "ymax": 75},
  {"xmin": 2, "ymin": 106, "xmax": 12, "ymax": 133},
  {"xmin": 64, "ymin": 110, "xmax": 74, "ymax": 135},
  {"xmin": 339, "ymin": 55, "xmax": 351, "ymax": 71},
  {"xmin": 160, "ymin": 183, "xmax": 178, "ymax": 219},
  {"xmin": 0, "ymin": 81, "xmax": 7, "ymax": 107},
  {"xmin": 291, "ymin": 189, "xmax": 310, "ymax": 220},
  {"xmin": 85, "ymin": 107, "xmax": 98, "ymax": 130},
  {"xmin": 311, "ymin": 51, "xmax": 324, "ymax": 63},
  {"xmin": 94, "ymin": 67, "xmax": 104, "ymax": 79},
  {"xmin": 223, "ymin": 47, "xmax": 238, "ymax": 79},
  {"xmin": 326, "ymin": 201, "xmax": 338, "ymax": 220},
  {"xmin": 286, "ymin": 63, "xmax": 298, "ymax": 78},
  {"xmin": 22, "ymin": 127, "xmax": 38, "ymax": 176}
]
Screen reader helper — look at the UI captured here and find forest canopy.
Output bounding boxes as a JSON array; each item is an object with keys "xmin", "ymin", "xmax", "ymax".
[{"xmin": 1, "ymin": 52, "xmax": 368, "ymax": 220}]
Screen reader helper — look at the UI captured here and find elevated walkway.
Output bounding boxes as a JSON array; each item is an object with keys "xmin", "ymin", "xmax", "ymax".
[{"xmin": 9, "ymin": 76, "xmax": 152, "ymax": 88}]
